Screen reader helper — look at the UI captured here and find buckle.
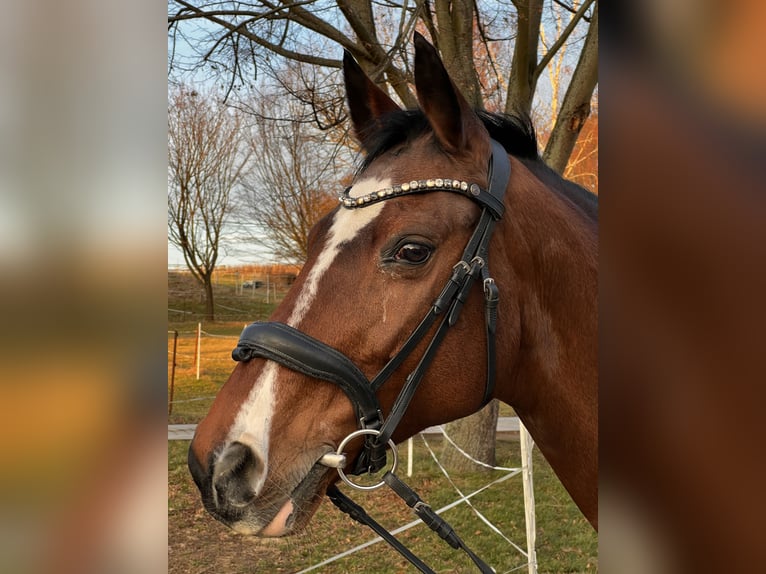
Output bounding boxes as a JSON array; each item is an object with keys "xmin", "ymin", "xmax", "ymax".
[
  {"xmin": 359, "ymin": 409, "xmax": 384, "ymax": 431},
  {"xmin": 470, "ymin": 256, "xmax": 485, "ymax": 269},
  {"xmin": 452, "ymin": 260, "xmax": 470, "ymax": 276},
  {"xmin": 413, "ymin": 500, "xmax": 431, "ymax": 513}
]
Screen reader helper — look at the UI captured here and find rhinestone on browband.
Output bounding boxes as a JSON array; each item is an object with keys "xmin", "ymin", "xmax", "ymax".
[{"xmin": 339, "ymin": 178, "xmax": 484, "ymax": 209}]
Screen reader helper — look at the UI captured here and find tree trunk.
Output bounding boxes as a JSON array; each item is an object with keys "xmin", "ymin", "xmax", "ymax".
[
  {"xmin": 440, "ymin": 400, "xmax": 499, "ymax": 472},
  {"xmin": 505, "ymin": 0, "xmax": 544, "ymax": 118},
  {"xmin": 203, "ymin": 274, "xmax": 215, "ymax": 322},
  {"xmin": 434, "ymin": 0, "xmax": 482, "ymax": 106},
  {"xmin": 543, "ymin": 1, "xmax": 598, "ymax": 174}
]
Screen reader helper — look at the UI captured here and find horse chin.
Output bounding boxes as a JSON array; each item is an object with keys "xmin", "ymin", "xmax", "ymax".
[{"xmin": 234, "ymin": 460, "xmax": 333, "ymax": 538}]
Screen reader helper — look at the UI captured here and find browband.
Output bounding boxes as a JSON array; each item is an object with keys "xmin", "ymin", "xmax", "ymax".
[{"xmin": 338, "ymin": 140, "xmax": 508, "ymax": 220}]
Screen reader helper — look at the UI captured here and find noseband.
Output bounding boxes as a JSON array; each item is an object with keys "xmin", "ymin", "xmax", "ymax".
[{"xmin": 231, "ymin": 140, "xmax": 509, "ymax": 573}]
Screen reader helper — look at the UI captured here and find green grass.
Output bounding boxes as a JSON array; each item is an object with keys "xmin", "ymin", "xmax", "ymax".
[
  {"xmin": 167, "ymin": 323, "xmax": 249, "ymax": 423},
  {"xmin": 169, "ymin": 437, "xmax": 596, "ymax": 573}
]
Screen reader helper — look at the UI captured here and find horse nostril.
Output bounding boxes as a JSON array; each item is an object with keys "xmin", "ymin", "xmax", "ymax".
[
  {"xmin": 214, "ymin": 442, "xmax": 253, "ymax": 480},
  {"xmin": 212, "ymin": 442, "xmax": 262, "ymax": 508}
]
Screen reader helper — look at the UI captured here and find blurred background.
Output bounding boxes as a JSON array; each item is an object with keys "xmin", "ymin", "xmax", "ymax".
[
  {"xmin": 0, "ymin": 1, "xmax": 167, "ymax": 572},
  {"xmin": 600, "ymin": 1, "xmax": 765, "ymax": 572}
]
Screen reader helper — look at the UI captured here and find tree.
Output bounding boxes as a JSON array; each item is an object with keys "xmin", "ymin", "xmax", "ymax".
[
  {"xmin": 168, "ymin": 0, "xmax": 597, "ymax": 466},
  {"xmin": 168, "ymin": 1, "xmax": 597, "ymax": 167},
  {"xmin": 238, "ymin": 95, "xmax": 348, "ymax": 264},
  {"xmin": 168, "ymin": 87, "xmax": 252, "ymax": 320},
  {"xmin": 542, "ymin": 1, "xmax": 598, "ymax": 172}
]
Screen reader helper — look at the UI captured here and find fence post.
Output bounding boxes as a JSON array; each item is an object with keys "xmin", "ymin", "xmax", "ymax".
[
  {"xmin": 168, "ymin": 330, "xmax": 178, "ymax": 415},
  {"xmin": 520, "ymin": 422, "xmax": 537, "ymax": 574},
  {"xmin": 407, "ymin": 437, "xmax": 413, "ymax": 477},
  {"xmin": 195, "ymin": 322, "xmax": 201, "ymax": 381}
]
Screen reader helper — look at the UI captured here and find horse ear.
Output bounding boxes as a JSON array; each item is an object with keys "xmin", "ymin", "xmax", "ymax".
[
  {"xmin": 413, "ymin": 31, "xmax": 480, "ymax": 153},
  {"xmin": 343, "ymin": 51, "xmax": 401, "ymax": 150}
]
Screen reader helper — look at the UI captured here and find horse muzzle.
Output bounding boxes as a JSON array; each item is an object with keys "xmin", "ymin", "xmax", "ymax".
[{"xmin": 188, "ymin": 439, "xmax": 334, "ymax": 536}]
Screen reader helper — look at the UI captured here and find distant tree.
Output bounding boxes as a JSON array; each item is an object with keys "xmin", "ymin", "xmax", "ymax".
[
  {"xmin": 239, "ymin": 96, "xmax": 347, "ymax": 264},
  {"xmin": 168, "ymin": 87, "xmax": 252, "ymax": 320}
]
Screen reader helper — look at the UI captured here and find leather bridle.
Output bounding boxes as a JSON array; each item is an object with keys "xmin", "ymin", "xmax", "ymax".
[{"xmin": 230, "ymin": 140, "xmax": 510, "ymax": 572}]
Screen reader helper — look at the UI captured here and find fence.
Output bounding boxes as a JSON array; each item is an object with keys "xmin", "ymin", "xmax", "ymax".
[
  {"xmin": 166, "ymin": 325, "xmax": 244, "ymax": 415},
  {"xmin": 168, "ymin": 267, "xmax": 300, "ymax": 322}
]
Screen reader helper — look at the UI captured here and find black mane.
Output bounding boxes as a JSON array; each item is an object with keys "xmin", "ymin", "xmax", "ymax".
[
  {"xmin": 359, "ymin": 109, "xmax": 538, "ymax": 172},
  {"xmin": 358, "ymin": 108, "xmax": 597, "ymax": 221}
]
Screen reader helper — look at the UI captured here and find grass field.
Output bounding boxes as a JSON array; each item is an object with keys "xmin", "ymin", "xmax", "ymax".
[
  {"xmin": 168, "ymin": 271, "xmax": 597, "ymax": 572},
  {"xmin": 169, "ymin": 437, "xmax": 597, "ymax": 573}
]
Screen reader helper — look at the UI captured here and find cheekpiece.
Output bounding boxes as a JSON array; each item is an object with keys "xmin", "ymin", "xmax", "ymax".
[{"xmin": 338, "ymin": 178, "xmax": 484, "ymax": 209}]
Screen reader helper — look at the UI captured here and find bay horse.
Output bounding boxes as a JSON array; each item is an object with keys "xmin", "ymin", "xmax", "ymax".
[{"xmin": 188, "ymin": 33, "xmax": 598, "ymax": 548}]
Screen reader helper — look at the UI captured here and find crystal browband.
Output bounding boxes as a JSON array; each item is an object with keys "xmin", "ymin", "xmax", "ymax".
[{"xmin": 339, "ymin": 178, "xmax": 483, "ymax": 209}]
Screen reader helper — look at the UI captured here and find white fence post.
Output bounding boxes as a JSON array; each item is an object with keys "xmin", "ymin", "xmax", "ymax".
[
  {"xmin": 407, "ymin": 437, "xmax": 413, "ymax": 477},
  {"xmin": 520, "ymin": 421, "xmax": 537, "ymax": 574},
  {"xmin": 195, "ymin": 322, "xmax": 201, "ymax": 380}
]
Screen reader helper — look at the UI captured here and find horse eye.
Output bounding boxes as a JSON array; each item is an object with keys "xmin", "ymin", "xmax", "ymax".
[{"xmin": 394, "ymin": 243, "xmax": 431, "ymax": 264}]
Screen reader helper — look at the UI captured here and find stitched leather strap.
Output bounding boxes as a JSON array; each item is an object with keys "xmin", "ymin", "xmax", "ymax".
[
  {"xmin": 382, "ymin": 472, "xmax": 495, "ymax": 573},
  {"xmin": 232, "ymin": 322, "xmax": 383, "ymax": 430},
  {"xmin": 326, "ymin": 485, "xmax": 436, "ymax": 574}
]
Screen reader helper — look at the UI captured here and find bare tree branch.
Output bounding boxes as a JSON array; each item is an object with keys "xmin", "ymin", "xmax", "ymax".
[
  {"xmin": 551, "ymin": 0, "xmax": 591, "ymax": 22},
  {"xmin": 543, "ymin": 1, "xmax": 598, "ymax": 173},
  {"xmin": 534, "ymin": 0, "xmax": 594, "ymax": 81},
  {"xmin": 170, "ymin": 0, "xmax": 344, "ymax": 68}
]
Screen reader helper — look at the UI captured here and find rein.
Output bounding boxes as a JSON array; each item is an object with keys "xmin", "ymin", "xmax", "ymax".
[{"xmin": 231, "ymin": 140, "xmax": 510, "ymax": 572}]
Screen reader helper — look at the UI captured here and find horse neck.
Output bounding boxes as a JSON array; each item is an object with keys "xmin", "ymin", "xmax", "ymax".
[{"xmin": 495, "ymin": 158, "xmax": 598, "ymax": 526}]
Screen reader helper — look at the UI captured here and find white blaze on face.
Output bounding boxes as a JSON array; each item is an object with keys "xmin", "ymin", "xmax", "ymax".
[
  {"xmin": 226, "ymin": 176, "xmax": 390, "ymax": 497},
  {"xmin": 226, "ymin": 361, "xmax": 278, "ymax": 496},
  {"xmin": 286, "ymin": 176, "xmax": 390, "ymax": 328}
]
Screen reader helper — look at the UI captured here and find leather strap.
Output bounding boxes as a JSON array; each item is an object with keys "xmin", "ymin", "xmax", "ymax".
[
  {"xmin": 482, "ymin": 275, "xmax": 499, "ymax": 405},
  {"xmin": 487, "ymin": 139, "xmax": 511, "ymax": 217},
  {"xmin": 383, "ymin": 472, "xmax": 495, "ymax": 573},
  {"xmin": 232, "ymin": 322, "xmax": 383, "ymax": 430},
  {"xmin": 326, "ymin": 485, "xmax": 436, "ymax": 574}
]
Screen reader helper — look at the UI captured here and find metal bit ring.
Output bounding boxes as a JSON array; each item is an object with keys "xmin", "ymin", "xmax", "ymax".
[{"xmin": 335, "ymin": 429, "xmax": 398, "ymax": 491}]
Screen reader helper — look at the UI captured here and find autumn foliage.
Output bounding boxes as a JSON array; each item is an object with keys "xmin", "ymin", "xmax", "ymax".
[{"xmin": 564, "ymin": 108, "xmax": 598, "ymax": 194}]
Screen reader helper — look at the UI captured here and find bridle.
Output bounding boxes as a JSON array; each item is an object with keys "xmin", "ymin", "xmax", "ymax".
[{"xmin": 230, "ymin": 140, "xmax": 510, "ymax": 573}]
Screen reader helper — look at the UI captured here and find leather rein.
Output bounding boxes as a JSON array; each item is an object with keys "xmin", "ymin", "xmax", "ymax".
[{"xmin": 231, "ymin": 140, "xmax": 510, "ymax": 573}]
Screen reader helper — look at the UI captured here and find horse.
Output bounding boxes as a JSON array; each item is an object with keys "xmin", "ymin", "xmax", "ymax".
[{"xmin": 187, "ymin": 33, "xmax": 598, "ymax": 547}]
